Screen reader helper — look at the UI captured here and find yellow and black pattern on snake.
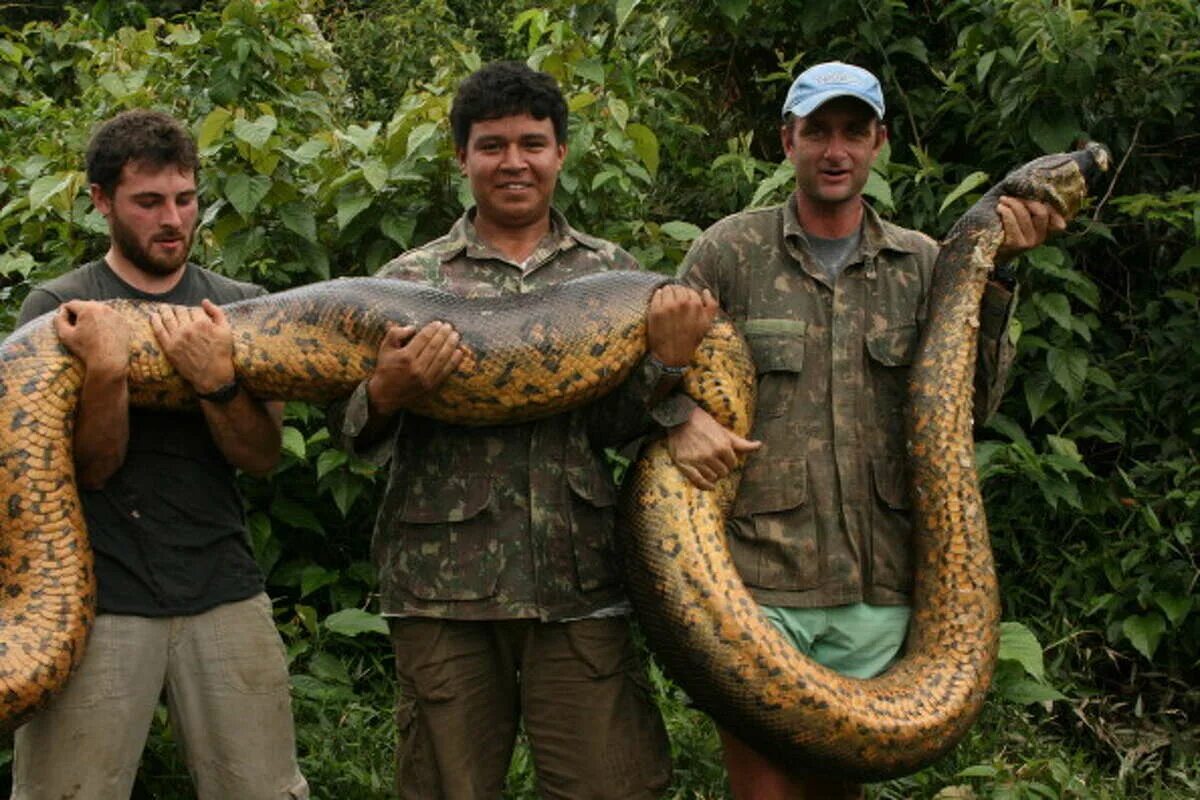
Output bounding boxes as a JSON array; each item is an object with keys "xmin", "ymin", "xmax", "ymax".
[
  {"xmin": 618, "ymin": 143, "xmax": 1110, "ymax": 781},
  {"xmin": 0, "ymin": 270, "xmax": 675, "ymax": 728},
  {"xmin": 0, "ymin": 146, "xmax": 1108, "ymax": 779}
]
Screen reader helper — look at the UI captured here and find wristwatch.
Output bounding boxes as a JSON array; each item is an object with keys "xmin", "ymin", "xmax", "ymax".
[
  {"xmin": 647, "ymin": 353, "xmax": 688, "ymax": 377},
  {"xmin": 196, "ymin": 378, "xmax": 240, "ymax": 404}
]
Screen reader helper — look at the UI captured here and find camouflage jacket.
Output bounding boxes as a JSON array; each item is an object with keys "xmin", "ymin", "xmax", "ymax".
[
  {"xmin": 678, "ymin": 195, "xmax": 1017, "ymax": 608},
  {"xmin": 329, "ymin": 209, "xmax": 685, "ymax": 621}
]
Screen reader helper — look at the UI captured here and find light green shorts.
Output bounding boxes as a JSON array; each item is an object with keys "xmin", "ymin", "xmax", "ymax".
[{"xmin": 761, "ymin": 603, "xmax": 911, "ymax": 679}]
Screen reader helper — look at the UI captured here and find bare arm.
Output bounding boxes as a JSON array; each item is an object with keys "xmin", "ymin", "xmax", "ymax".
[
  {"xmin": 53, "ymin": 300, "xmax": 132, "ymax": 489},
  {"xmin": 150, "ymin": 299, "xmax": 282, "ymax": 477}
]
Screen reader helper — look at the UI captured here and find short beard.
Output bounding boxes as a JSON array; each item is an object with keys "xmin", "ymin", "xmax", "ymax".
[{"xmin": 108, "ymin": 211, "xmax": 193, "ymax": 277}]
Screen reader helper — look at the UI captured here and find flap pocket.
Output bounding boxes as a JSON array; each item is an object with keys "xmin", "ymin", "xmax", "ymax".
[
  {"xmin": 566, "ymin": 464, "xmax": 617, "ymax": 508},
  {"xmin": 871, "ymin": 457, "xmax": 910, "ymax": 511},
  {"xmin": 742, "ymin": 319, "xmax": 807, "ymax": 374},
  {"xmin": 733, "ymin": 456, "xmax": 808, "ymax": 517},
  {"xmin": 398, "ymin": 475, "xmax": 492, "ymax": 523},
  {"xmin": 866, "ymin": 324, "xmax": 918, "ymax": 367}
]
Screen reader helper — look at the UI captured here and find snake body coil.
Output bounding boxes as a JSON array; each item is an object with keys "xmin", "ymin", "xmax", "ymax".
[{"xmin": 0, "ymin": 147, "xmax": 1106, "ymax": 779}]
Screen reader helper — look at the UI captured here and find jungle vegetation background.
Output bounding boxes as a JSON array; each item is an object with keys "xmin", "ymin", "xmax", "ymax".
[{"xmin": 0, "ymin": 0, "xmax": 1197, "ymax": 797}]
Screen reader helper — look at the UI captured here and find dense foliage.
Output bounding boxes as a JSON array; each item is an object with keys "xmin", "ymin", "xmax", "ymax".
[{"xmin": 0, "ymin": 1, "xmax": 1196, "ymax": 797}]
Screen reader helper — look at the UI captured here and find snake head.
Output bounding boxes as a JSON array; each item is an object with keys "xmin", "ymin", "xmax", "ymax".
[{"xmin": 996, "ymin": 142, "xmax": 1112, "ymax": 220}]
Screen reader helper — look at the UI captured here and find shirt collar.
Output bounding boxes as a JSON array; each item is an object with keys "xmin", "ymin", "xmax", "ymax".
[
  {"xmin": 782, "ymin": 192, "xmax": 922, "ymax": 280},
  {"xmin": 435, "ymin": 207, "xmax": 602, "ymax": 265}
]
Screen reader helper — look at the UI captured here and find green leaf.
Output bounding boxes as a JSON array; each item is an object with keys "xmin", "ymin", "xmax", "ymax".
[
  {"xmin": 286, "ymin": 138, "xmax": 329, "ymax": 165},
  {"xmin": 659, "ymin": 221, "xmax": 703, "ymax": 242},
  {"xmin": 1172, "ymin": 245, "xmax": 1200, "ymax": 274},
  {"xmin": 197, "ymin": 107, "xmax": 232, "ymax": 152},
  {"xmin": 380, "ymin": 213, "xmax": 417, "ymax": 248},
  {"xmin": 406, "ymin": 122, "xmax": 439, "ymax": 157},
  {"xmin": 750, "ymin": 161, "xmax": 794, "ymax": 208},
  {"xmin": 336, "ymin": 186, "xmax": 373, "ymax": 230},
  {"xmin": 1029, "ymin": 108, "xmax": 1081, "ymax": 153},
  {"xmin": 339, "ymin": 122, "xmax": 379, "ymax": 155},
  {"xmin": 607, "ymin": 97, "xmax": 629, "ymax": 130},
  {"xmin": 568, "ymin": 91, "xmax": 598, "ymax": 112},
  {"xmin": 98, "ymin": 72, "xmax": 128, "ymax": 99},
  {"xmin": 939, "ymin": 171, "xmax": 990, "ymax": 215},
  {"xmin": 361, "ymin": 157, "xmax": 389, "ymax": 191},
  {"xmin": 280, "ymin": 425, "xmax": 306, "ymax": 460},
  {"xmin": 324, "ymin": 608, "xmax": 389, "ymax": 637},
  {"xmin": 1046, "ymin": 347, "xmax": 1088, "ymax": 401},
  {"xmin": 232, "ymin": 114, "xmax": 277, "ymax": 150},
  {"xmin": 1034, "ymin": 292, "xmax": 1073, "ymax": 330},
  {"xmin": 997, "ymin": 677, "xmax": 1067, "ymax": 705},
  {"xmin": 308, "ymin": 651, "xmax": 353, "ymax": 685},
  {"xmin": 626, "ymin": 123, "xmax": 659, "ymax": 177},
  {"xmin": 1122, "ymin": 612, "xmax": 1166, "ymax": 661},
  {"xmin": 224, "ymin": 173, "xmax": 272, "ymax": 218},
  {"xmin": 28, "ymin": 173, "xmax": 75, "ymax": 212},
  {"xmin": 976, "ymin": 50, "xmax": 997, "ymax": 85},
  {"xmin": 299, "ymin": 564, "xmax": 338, "ymax": 598},
  {"xmin": 863, "ymin": 170, "xmax": 893, "ymax": 211},
  {"xmin": 615, "ymin": 0, "xmax": 642, "ymax": 31},
  {"xmin": 1023, "ymin": 371, "xmax": 1058, "ymax": 423},
  {"xmin": 998, "ymin": 621, "xmax": 1045, "ymax": 681},
  {"xmin": 1154, "ymin": 593, "xmax": 1192, "ymax": 627},
  {"xmin": 277, "ymin": 202, "xmax": 317, "ymax": 243},
  {"xmin": 291, "ymin": 674, "xmax": 355, "ymax": 702},
  {"xmin": 573, "ymin": 58, "xmax": 605, "ymax": 85},
  {"xmin": 316, "ymin": 448, "xmax": 348, "ymax": 481},
  {"xmin": 716, "ymin": 0, "xmax": 749, "ymax": 22},
  {"xmin": 271, "ymin": 496, "xmax": 324, "ymax": 535}
]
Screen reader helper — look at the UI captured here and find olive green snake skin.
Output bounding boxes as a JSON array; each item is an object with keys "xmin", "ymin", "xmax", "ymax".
[{"xmin": 0, "ymin": 146, "xmax": 1107, "ymax": 779}]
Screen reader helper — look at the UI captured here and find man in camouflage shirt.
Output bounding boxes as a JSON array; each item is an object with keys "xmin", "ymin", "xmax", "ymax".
[
  {"xmin": 667, "ymin": 62, "xmax": 1066, "ymax": 799},
  {"xmin": 328, "ymin": 61, "xmax": 715, "ymax": 799}
]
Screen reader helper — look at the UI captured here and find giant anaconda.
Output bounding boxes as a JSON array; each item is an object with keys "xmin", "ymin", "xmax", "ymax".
[{"xmin": 0, "ymin": 146, "xmax": 1106, "ymax": 778}]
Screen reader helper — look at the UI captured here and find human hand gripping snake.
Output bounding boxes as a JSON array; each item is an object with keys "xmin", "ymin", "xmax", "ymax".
[{"xmin": 0, "ymin": 145, "xmax": 1108, "ymax": 779}]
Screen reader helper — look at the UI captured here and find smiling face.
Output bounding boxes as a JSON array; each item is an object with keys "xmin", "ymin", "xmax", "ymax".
[
  {"xmin": 92, "ymin": 158, "xmax": 198, "ymax": 278},
  {"xmin": 783, "ymin": 96, "xmax": 887, "ymax": 216},
  {"xmin": 457, "ymin": 113, "xmax": 566, "ymax": 235}
]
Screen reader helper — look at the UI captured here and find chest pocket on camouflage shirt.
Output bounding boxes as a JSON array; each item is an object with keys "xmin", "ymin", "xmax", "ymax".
[{"xmin": 741, "ymin": 319, "xmax": 807, "ymax": 420}]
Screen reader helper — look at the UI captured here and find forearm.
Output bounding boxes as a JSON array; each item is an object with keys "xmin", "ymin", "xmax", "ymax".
[
  {"xmin": 73, "ymin": 370, "xmax": 130, "ymax": 489},
  {"xmin": 326, "ymin": 380, "xmax": 400, "ymax": 465},
  {"xmin": 201, "ymin": 394, "xmax": 283, "ymax": 477},
  {"xmin": 585, "ymin": 355, "xmax": 694, "ymax": 447}
]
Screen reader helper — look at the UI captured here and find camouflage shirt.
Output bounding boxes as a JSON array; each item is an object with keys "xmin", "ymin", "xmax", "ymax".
[
  {"xmin": 329, "ymin": 209, "xmax": 685, "ymax": 621},
  {"xmin": 678, "ymin": 194, "xmax": 1017, "ymax": 608}
]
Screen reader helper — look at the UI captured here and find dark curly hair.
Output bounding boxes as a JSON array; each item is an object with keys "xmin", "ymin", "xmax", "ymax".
[
  {"xmin": 450, "ymin": 61, "xmax": 568, "ymax": 149},
  {"xmin": 86, "ymin": 109, "xmax": 199, "ymax": 197}
]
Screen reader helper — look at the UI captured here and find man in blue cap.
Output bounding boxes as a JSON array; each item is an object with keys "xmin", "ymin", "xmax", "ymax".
[{"xmin": 666, "ymin": 62, "xmax": 1065, "ymax": 798}]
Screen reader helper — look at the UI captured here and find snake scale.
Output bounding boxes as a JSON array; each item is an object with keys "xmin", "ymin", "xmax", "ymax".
[{"xmin": 0, "ymin": 146, "xmax": 1106, "ymax": 778}]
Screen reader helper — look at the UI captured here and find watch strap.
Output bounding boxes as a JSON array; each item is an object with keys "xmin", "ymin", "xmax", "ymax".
[{"xmin": 196, "ymin": 378, "xmax": 240, "ymax": 404}]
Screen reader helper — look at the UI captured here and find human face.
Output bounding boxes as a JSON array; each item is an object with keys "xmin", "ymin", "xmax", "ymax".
[
  {"xmin": 457, "ymin": 113, "xmax": 565, "ymax": 234},
  {"xmin": 782, "ymin": 97, "xmax": 886, "ymax": 213},
  {"xmin": 92, "ymin": 159, "xmax": 198, "ymax": 277}
]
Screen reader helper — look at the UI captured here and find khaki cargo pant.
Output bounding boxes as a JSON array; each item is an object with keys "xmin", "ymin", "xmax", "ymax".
[
  {"xmin": 11, "ymin": 593, "xmax": 309, "ymax": 800},
  {"xmin": 389, "ymin": 616, "xmax": 672, "ymax": 800}
]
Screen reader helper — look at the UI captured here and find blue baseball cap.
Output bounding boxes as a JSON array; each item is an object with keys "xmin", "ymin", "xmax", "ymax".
[{"xmin": 781, "ymin": 62, "xmax": 885, "ymax": 120}]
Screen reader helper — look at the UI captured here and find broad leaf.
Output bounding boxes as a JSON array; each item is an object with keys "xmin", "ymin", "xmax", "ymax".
[
  {"xmin": 324, "ymin": 608, "xmax": 389, "ymax": 637},
  {"xmin": 939, "ymin": 171, "xmax": 990, "ymax": 214}
]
